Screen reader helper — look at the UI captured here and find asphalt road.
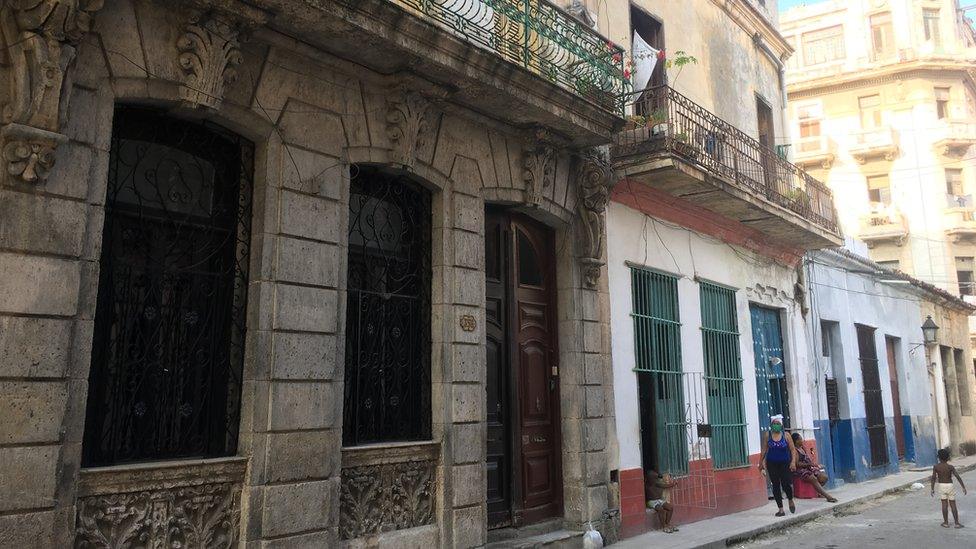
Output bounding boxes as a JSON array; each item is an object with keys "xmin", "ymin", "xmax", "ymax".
[{"xmin": 735, "ymin": 468, "xmax": 976, "ymax": 549}]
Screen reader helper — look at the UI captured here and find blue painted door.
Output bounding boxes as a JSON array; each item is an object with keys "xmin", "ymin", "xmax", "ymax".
[{"xmin": 750, "ymin": 305, "xmax": 790, "ymax": 429}]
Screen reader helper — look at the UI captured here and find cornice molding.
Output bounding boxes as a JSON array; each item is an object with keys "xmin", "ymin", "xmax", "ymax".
[
  {"xmin": 710, "ymin": 0, "xmax": 793, "ymax": 60},
  {"xmin": 788, "ymin": 63, "xmax": 976, "ymax": 99}
]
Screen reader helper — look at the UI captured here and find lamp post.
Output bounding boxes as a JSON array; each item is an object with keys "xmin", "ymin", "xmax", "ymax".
[
  {"xmin": 922, "ymin": 315, "xmax": 939, "ymax": 345},
  {"xmin": 921, "ymin": 315, "xmax": 947, "ymax": 448}
]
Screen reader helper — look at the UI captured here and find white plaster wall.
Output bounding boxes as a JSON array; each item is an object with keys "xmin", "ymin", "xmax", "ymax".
[
  {"xmin": 607, "ymin": 201, "xmax": 810, "ymax": 470},
  {"xmin": 807, "ymin": 253, "xmax": 934, "ymax": 426}
]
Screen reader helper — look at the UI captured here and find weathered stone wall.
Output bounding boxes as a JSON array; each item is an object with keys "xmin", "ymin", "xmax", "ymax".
[{"xmin": 0, "ymin": 1, "xmax": 618, "ymax": 547}]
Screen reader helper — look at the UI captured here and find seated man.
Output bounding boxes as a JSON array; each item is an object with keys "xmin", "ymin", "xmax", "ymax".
[{"xmin": 645, "ymin": 470, "xmax": 678, "ymax": 533}]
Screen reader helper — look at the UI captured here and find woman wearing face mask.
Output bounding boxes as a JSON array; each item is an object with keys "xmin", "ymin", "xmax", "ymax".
[{"xmin": 758, "ymin": 415, "xmax": 798, "ymax": 516}]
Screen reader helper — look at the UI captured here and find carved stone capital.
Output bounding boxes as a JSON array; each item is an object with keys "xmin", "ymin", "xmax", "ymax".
[
  {"xmin": 177, "ymin": 10, "xmax": 248, "ymax": 109},
  {"xmin": 1, "ymin": 123, "xmax": 66, "ymax": 184},
  {"xmin": 386, "ymin": 88, "xmax": 434, "ymax": 169},
  {"xmin": 522, "ymin": 128, "xmax": 555, "ymax": 206},
  {"xmin": 0, "ymin": 0, "xmax": 103, "ymax": 184},
  {"xmin": 574, "ymin": 148, "xmax": 615, "ymax": 288}
]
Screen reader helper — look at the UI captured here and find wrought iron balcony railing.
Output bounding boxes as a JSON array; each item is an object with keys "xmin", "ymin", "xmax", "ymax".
[
  {"xmin": 388, "ymin": 0, "xmax": 628, "ymax": 114},
  {"xmin": 614, "ymin": 86, "xmax": 838, "ymax": 233}
]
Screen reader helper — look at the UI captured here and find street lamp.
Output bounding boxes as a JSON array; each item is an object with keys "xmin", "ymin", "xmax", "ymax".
[{"xmin": 922, "ymin": 316, "xmax": 940, "ymax": 345}]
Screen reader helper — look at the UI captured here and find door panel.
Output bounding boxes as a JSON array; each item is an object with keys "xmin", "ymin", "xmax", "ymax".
[
  {"xmin": 485, "ymin": 212, "xmax": 512, "ymax": 528},
  {"xmin": 750, "ymin": 305, "xmax": 790, "ymax": 429},
  {"xmin": 886, "ymin": 337, "xmax": 905, "ymax": 459},
  {"xmin": 485, "ymin": 210, "xmax": 561, "ymax": 528}
]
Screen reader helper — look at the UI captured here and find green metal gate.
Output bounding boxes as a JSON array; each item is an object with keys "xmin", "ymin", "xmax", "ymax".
[
  {"xmin": 700, "ymin": 282, "xmax": 750, "ymax": 469},
  {"xmin": 631, "ymin": 267, "xmax": 689, "ymax": 476}
]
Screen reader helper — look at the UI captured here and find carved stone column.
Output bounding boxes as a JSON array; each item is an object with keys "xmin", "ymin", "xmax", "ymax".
[
  {"xmin": 0, "ymin": 0, "xmax": 103, "ymax": 184},
  {"xmin": 575, "ymin": 148, "xmax": 615, "ymax": 288}
]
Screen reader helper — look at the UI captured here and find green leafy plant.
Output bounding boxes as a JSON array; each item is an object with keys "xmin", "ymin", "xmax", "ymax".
[{"xmin": 665, "ymin": 50, "xmax": 698, "ymax": 87}]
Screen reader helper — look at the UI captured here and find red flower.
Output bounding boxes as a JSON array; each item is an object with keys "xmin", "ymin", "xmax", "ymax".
[
  {"xmin": 657, "ymin": 49, "xmax": 666, "ymax": 60},
  {"xmin": 612, "ymin": 53, "xmax": 622, "ymax": 63},
  {"xmin": 623, "ymin": 68, "xmax": 632, "ymax": 79}
]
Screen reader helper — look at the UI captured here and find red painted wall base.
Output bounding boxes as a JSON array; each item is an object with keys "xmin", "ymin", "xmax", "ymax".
[{"xmin": 618, "ymin": 454, "xmax": 769, "ymax": 538}]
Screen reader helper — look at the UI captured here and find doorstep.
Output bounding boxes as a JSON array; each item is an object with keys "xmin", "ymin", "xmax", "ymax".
[
  {"xmin": 486, "ymin": 528, "xmax": 584, "ymax": 549},
  {"xmin": 610, "ymin": 455, "xmax": 976, "ymax": 549}
]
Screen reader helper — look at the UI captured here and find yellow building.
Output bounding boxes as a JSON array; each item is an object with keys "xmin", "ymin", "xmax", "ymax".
[{"xmin": 783, "ymin": 0, "xmax": 976, "ymax": 298}]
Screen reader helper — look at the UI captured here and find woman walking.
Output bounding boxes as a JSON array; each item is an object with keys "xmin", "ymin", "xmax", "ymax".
[{"xmin": 759, "ymin": 415, "xmax": 798, "ymax": 517}]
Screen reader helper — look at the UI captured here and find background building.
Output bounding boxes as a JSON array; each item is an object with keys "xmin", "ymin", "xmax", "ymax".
[
  {"xmin": 599, "ymin": 0, "xmax": 842, "ymax": 535},
  {"xmin": 0, "ymin": 0, "xmax": 627, "ymax": 547},
  {"xmin": 782, "ymin": 0, "xmax": 976, "ymax": 335},
  {"xmin": 805, "ymin": 248, "xmax": 976, "ymax": 484}
]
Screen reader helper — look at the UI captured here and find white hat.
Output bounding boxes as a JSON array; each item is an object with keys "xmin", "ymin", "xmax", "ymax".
[{"xmin": 770, "ymin": 414, "xmax": 784, "ymax": 424}]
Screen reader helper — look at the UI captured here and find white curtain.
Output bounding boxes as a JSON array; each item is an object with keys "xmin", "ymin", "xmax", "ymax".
[{"xmin": 632, "ymin": 31, "xmax": 659, "ymax": 92}]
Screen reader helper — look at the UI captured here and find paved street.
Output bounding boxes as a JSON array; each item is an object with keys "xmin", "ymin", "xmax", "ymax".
[{"xmin": 735, "ymin": 469, "xmax": 976, "ymax": 549}]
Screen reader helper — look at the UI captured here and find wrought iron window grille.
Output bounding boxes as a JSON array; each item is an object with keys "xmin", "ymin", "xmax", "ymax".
[
  {"xmin": 83, "ymin": 107, "xmax": 253, "ymax": 467},
  {"xmin": 343, "ymin": 168, "xmax": 433, "ymax": 446}
]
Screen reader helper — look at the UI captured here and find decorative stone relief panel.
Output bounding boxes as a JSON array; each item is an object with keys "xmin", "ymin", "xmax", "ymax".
[
  {"xmin": 386, "ymin": 88, "xmax": 434, "ymax": 169},
  {"xmin": 177, "ymin": 10, "xmax": 246, "ymax": 109},
  {"xmin": 522, "ymin": 129, "xmax": 555, "ymax": 206},
  {"xmin": 339, "ymin": 459, "xmax": 436, "ymax": 540},
  {"xmin": 73, "ymin": 458, "xmax": 245, "ymax": 549},
  {"xmin": 0, "ymin": 0, "xmax": 103, "ymax": 184},
  {"xmin": 575, "ymin": 148, "xmax": 614, "ymax": 287},
  {"xmin": 75, "ymin": 482, "xmax": 241, "ymax": 548}
]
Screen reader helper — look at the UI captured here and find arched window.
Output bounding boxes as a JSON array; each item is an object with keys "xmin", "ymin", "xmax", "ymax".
[
  {"xmin": 343, "ymin": 168, "xmax": 432, "ymax": 446},
  {"xmin": 82, "ymin": 107, "xmax": 253, "ymax": 466}
]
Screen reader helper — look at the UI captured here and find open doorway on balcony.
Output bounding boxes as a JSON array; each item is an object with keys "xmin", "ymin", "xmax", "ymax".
[{"xmin": 630, "ymin": 3, "xmax": 665, "ymax": 96}]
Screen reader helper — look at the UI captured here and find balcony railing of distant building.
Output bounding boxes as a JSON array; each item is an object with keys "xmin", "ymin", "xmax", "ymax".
[
  {"xmin": 383, "ymin": 0, "xmax": 628, "ymax": 114},
  {"xmin": 614, "ymin": 85, "xmax": 838, "ymax": 233}
]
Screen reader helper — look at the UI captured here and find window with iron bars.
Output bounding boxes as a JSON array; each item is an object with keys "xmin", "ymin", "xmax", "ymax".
[
  {"xmin": 631, "ymin": 267, "xmax": 688, "ymax": 476},
  {"xmin": 700, "ymin": 282, "xmax": 750, "ymax": 469}
]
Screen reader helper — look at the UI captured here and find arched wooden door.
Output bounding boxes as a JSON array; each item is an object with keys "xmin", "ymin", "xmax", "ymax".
[{"xmin": 485, "ymin": 208, "xmax": 562, "ymax": 529}]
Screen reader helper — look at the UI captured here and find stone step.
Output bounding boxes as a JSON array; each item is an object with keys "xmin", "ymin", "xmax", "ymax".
[{"xmin": 486, "ymin": 529, "xmax": 585, "ymax": 549}]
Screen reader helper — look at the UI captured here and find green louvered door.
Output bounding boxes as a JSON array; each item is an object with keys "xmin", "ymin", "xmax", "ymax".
[
  {"xmin": 700, "ymin": 283, "xmax": 749, "ymax": 469},
  {"xmin": 632, "ymin": 268, "xmax": 688, "ymax": 475}
]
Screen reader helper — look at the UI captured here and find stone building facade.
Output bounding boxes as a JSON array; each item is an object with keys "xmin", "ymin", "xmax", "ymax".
[{"xmin": 0, "ymin": 0, "xmax": 627, "ymax": 547}]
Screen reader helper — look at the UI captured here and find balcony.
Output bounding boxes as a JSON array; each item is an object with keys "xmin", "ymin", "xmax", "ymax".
[
  {"xmin": 286, "ymin": 0, "xmax": 627, "ymax": 144},
  {"xmin": 934, "ymin": 120, "xmax": 976, "ymax": 156},
  {"xmin": 858, "ymin": 204, "xmax": 908, "ymax": 248},
  {"xmin": 849, "ymin": 127, "xmax": 898, "ymax": 163},
  {"xmin": 793, "ymin": 135, "xmax": 835, "ymax": 170},
  {"xmin": 612, "ymin": 86, "xmax": 842, "ymax": 249},
  {"xmin": 944, "ymin": 200, "xmax": 976, "ymax": 242}
]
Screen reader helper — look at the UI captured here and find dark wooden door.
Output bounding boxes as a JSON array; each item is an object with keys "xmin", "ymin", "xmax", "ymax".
[
  {"xmin": 856, "ymin": 325, "xmax": 889, "ymax": 467},
  {"xmin": 485, "ymin": 208, "xmax": 562, "ymax": 528},
  {"xmin": 886, "ymin": 337, "xmax": 906, "ymax": 459}
]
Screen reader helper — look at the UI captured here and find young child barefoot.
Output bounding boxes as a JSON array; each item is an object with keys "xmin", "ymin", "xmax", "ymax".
[{"xmin": 931, "ymin": 448, "xmax": 968, "ymax": 528}]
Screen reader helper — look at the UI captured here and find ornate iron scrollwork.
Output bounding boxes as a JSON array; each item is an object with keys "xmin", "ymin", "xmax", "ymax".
[{"xmin": 344, "ymin": 168, "xmax": 432, "ymax": 446}]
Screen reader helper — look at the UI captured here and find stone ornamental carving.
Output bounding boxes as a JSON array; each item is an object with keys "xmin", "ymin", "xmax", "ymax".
[
  {"xmin": 575, "ymin": 148, "xmax": 614, "ymax": 288},
  {"xmin": 339, "ymin": 459, "xmax": 435, "ymax": 539},
  {"xmin": 75, "ymin": 481, "xmax": 241, "ymax": 548},
  {"xmin": 0, "ymin": 0, "xmax": 103, "ymax": 184},
  {"xmin": 177, "ymin": 10, "xmax": 245, "ymax": 109},
  {"xmin": 522, "ymin": 129, "xmax": 555, "ymax": 206},
  {"xmin": 386, "ymin": 89, "xmax": 432, "ymax": 169}
]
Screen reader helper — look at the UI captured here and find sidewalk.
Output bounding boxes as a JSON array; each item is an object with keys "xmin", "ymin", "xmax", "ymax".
[{"xmin": 612, "ymin": 455, "xmax": 976, "ymax": 549}]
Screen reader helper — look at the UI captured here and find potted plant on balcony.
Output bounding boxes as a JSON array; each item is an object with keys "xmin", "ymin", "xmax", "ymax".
[
  {"xmin": 784, "ymin": 188, "xmax": 812, "ymax": 211},
  {"xmin": 672, "ymin": 130, "xmax": 700, "ymax": 159}
]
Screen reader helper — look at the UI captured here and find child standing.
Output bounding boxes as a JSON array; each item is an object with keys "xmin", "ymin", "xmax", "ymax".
[{"xmin": 931, "ymin": 448, "xmax": 968, "ymax": 528}]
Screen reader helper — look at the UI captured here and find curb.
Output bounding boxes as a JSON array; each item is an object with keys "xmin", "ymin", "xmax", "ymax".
[{"xmin": 696, "ymin": 462, "xmax": 976, "ymax": 549}]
